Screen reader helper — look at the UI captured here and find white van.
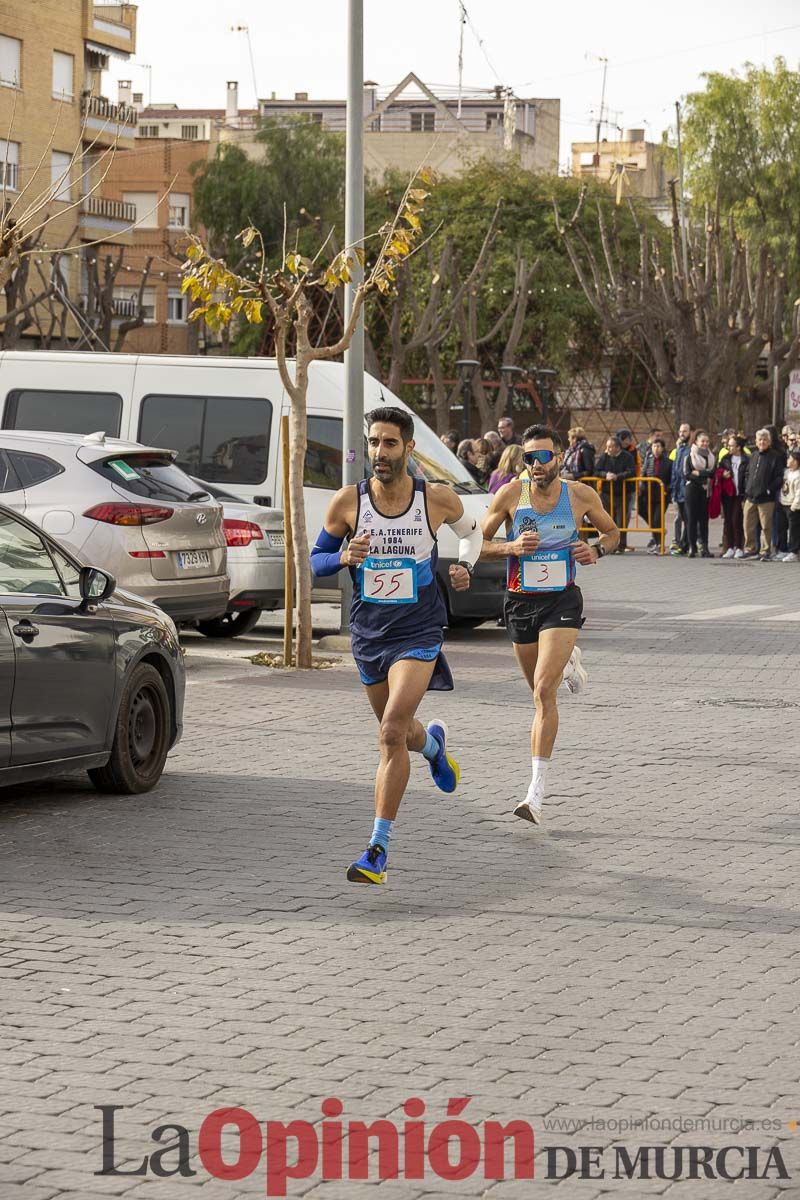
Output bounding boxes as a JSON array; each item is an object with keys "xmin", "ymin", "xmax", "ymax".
[{"xmin": 0, "ymin": 352, "xmax": 505, "ymax": 624}]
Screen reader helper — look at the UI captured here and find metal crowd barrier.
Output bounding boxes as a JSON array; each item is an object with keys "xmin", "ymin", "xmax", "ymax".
[{"xmin": 578, "ymin": 475, "xmax": 668, "ymax": 554}]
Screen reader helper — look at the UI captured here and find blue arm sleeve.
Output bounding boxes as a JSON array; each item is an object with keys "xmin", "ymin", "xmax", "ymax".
[{"xmin": 310, "ymin": 528, "xmax": 345, "ymax": 577}]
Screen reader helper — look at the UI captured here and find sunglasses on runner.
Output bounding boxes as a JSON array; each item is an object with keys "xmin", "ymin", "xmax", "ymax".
[{"xmin": 523, "ymin": 449, "xmax": 557, "ymax": 466}]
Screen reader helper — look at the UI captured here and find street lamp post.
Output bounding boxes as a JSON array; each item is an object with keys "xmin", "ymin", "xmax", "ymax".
[
  {"xmin": 500, "ymin": 363, "xmax": 525, "ymax": 418},
  {"xmin": 455, "ymin": 359, "xmax": 480, "ymax": 441},
  {"xmin": 534, "ymin": 368, "xmax": 558, "ymax": 423}
]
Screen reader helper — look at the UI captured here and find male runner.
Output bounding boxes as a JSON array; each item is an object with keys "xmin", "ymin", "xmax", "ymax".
[
  {"xmin": 481, "ymin": 424, "xmax": 619, "ymax": 824},
  {"xmin": 310, "ymin": 406, "xmax": 482, "ymax": 885}
]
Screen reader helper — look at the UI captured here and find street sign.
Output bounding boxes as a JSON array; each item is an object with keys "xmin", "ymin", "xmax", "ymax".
[{"xmin": 786, "ymin": 369, "xmax": 800, "ymax": 418}]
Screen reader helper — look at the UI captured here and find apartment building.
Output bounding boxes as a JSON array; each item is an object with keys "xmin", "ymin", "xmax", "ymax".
[
  {"xmin": 571, "ymin": 130, "xmax": 670, "ymax": 219},
  {"xmin": 244, "ymin": 74, "xmax": 560, "ymax": 177},
  {"xmin": 102, "ymin": 108, "xmax": 211, "ymax": 353},
  {"xmin": 135, "ymin": 74, "xmax": 560, "ymax": 179},
  {"xmin": 0, "ymin": 0, "xmax": 138, "ymax": 336}
]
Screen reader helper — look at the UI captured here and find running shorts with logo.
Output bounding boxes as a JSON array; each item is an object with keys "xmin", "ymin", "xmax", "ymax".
[
  {"xmin": 504, "ymin": 475, "xmax": 586, "ymax": 645},
  {"xmin": 349, "ymin": 477, "xmax": 453, "ymax": 690}
]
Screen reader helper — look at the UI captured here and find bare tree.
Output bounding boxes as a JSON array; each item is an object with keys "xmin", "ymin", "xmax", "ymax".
[{"xmin": 556, "ymin": 183, "xmax": 800, "ymax": 429}]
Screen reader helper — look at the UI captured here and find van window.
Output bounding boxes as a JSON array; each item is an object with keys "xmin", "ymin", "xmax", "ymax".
[
  {"xmin": 139, "ymin": 394, "xmax": 271, "ymax": 484},
  {"xmin": 305, "ymin": 416, "xmax": 343, "ymax": 489},
  {"xmin": 3, "ymin": 389, "xmax": 122, "ymax": 436}
]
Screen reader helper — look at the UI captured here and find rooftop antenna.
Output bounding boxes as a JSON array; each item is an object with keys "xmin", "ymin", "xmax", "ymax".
[
  {"xmin": 592, "ymin": 54, "xmax": 609, "ymax": 166},
  {"xmin": 230, "ymin": 24, "xmax": 259, "ymax": 106},
  {"xmin": 457, "ymin": 1, "xmax": 466, "ymax": 117}
]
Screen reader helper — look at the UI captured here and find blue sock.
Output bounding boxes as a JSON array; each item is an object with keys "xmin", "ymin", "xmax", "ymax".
[
  {"xmin": 421, "ymin": 730, "xmax": 439, "ymax": 761},
  {"xmin": 371, "ymin": 817, "xmax": 393, "ymax": 850}
]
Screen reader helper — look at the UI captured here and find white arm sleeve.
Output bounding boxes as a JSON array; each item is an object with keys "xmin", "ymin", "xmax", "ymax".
[{"xmin": 448, "ymin": 509, "xmax": 482, "ymax": 568}]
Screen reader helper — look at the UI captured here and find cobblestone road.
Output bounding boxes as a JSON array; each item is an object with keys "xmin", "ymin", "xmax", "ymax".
[{"xmin": 1, "ymin": 551, "xmax": 798, "ymax": 1199}]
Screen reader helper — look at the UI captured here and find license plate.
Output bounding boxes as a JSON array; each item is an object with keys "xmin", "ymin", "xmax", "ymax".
[{"xmin": 176, "ymin": 550, "xmax": 211, "ymax": 570}]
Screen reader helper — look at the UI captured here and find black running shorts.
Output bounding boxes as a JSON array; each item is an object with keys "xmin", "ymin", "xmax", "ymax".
[{"xmin": 503, "ymin": 586, "xmax": 585, "ymax": 645}]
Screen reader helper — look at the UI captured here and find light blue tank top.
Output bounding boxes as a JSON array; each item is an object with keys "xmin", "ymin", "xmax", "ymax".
[{"xmin": 507, "ymin": 478, "xmax": 578, "ymax": 593}]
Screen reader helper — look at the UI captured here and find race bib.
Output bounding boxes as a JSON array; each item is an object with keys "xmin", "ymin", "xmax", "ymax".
[
  {"xmin": 360, "ymin": 556, "xmax": 418, "ymax": 605},
  {"xmin": 520, "ymin": 548, "xmax": 571, "ymax": 593}
]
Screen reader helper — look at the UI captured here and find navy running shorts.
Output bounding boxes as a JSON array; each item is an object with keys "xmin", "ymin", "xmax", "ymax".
[{"xmin": 354, "ymin": 643, "xmax": 454, "ymax": 690}]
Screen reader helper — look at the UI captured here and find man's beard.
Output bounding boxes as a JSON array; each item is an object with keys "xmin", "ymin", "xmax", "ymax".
[
  {"xmin": 372, "ymin": 457, "xmax": 406, "ymax": 482},
  {"xmin": 531, "ymin": 463, "xmax": 560, "ymax": 489}
]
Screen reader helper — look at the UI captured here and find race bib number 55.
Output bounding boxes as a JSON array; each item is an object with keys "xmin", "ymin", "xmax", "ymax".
[
  {"xmin": 360, "ymin": 556, "xmax": 418, "ymax": 604},
  {"xmin": 520, "ymin": 549, "xmax": 570, "ymax": 592}
]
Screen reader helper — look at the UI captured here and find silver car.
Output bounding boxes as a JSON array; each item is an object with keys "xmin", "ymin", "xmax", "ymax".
[
  {"xmin": 0, "ymin": 430, "xmax": 229, "ymax": 624},
  {"xmin": 190, "ymin": 477, "xmax": 285, "ymax": 638}
]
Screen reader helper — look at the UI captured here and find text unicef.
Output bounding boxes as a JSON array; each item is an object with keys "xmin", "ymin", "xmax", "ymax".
[{"xmin": 96, "ymin": 1099, "xmax": 535, "ymax": 1196}]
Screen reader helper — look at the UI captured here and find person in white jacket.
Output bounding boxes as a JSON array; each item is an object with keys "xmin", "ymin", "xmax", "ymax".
[{"xmin": 779, "ymin": 450, "xmax": 800, "ymax": 562}]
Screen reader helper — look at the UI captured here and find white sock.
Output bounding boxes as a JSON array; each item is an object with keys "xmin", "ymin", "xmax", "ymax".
[{"xmin": 524, "ymin": 757, "xmax": 549, "ymax": 807}]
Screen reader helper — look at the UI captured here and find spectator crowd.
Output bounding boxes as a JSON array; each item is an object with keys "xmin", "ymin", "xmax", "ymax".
[{"xmin": 441, "ymin": 416, "xmax": 800, "ymax": 562}]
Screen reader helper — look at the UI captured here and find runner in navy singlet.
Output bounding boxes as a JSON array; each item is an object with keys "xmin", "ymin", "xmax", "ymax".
[
  {"xmin": 481, "ymin": 424, "xmax": 620, "ymax": 825},
  {"xmin": 311, "ymin": 406, "xmax": 483, "ymax": 885}
]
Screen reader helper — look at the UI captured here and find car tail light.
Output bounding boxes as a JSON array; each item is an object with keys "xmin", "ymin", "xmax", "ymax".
[
  {"xmin": 83, "ymin": 503, "xmax": 173, "ymax": 525},
  {"xmin": 223, "ymin": 518, "xmax": 264, "ymax": 547},
  {"xmin": 128, "ymin": 550, "xmax": 166, "ymax": 558}
]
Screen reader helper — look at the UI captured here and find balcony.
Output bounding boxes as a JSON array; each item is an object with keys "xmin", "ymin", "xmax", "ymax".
[
  {"xmin": 81, "ymin": 91, "xmax": 138, "ymax": 147},
  {"xmin": 86, "ymin": 3, "xmax": 137, "ymax": 57},
  {"xmin": 79, "ymin": 194, "xmax": 137, "ymax": 243}
]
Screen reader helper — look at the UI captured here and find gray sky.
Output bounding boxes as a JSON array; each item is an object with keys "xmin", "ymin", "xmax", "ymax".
[{"xmin": 109, "ymin": 0, "xmax": 800, "ymax": 167}]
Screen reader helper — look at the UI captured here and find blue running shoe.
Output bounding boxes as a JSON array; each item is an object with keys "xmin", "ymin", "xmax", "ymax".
[
  {"xmin": 347, "ymin": 843, "xmax": 387, "ymax": 885},
  {"xmin": 426, "ymin": 720, "xmax": 460, "ymax": 793}
]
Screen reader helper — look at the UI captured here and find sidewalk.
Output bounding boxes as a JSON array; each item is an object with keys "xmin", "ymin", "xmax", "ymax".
[{"xmin": 0, "ymin": 553, "xmax": 798, "ymax": 1198}]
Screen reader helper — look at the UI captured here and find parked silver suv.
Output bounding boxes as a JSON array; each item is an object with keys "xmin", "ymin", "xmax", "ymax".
[{"xmin": 0, "ymin": 430, "xmax": 229, "ymax": 624}]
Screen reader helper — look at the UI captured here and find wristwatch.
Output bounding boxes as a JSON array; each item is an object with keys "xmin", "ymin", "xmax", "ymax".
[
  {"xmin": 594, "ymin": 544, "xmax": 606, "ymax": 560},
  {"xmin": 457, "ymin": 560, "xmax": 474, "ymax": 576}
]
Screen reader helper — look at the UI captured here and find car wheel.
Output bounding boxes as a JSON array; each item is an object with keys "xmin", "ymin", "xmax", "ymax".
[
  {"xmin": 88, "ymin": 664, "xmax": 172, "ymax": 794},
  {"xmin": 196, "ymin": 607, "xmax": 263, "ymax": 638}
]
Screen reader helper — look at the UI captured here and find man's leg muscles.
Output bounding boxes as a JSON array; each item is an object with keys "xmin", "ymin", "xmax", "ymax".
[
  {"xmin": 375, "ymin": 658, "xmax": 436, "ymax": 820},
  {"xmin": 531, "ymin": 628, "xmax": 579, "ymax": 758},
  {"xmin": 366, "ymin": 679, "xmax": 425, "ymax": 751}
]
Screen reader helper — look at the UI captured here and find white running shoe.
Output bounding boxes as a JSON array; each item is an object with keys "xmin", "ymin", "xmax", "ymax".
[
  {"xmin": 562, "ymin": 645, "xmax": 588, "ymax": 695},
  {"xmin": 782, "ymin": 552, "xmax": 799, "ymax": 562},
  {"xmin": 513, "ymin": 795, "xmax": 543, "ymax": 825},
  {"xmin": 723, "ymin": 548, "xmax": 735, "ymax": 558},
  {"xmin": 514, "ymin": 776, "xmax": 545, "ymax": 824},
  {"xmin": 734, "ymin": 549, "xmax": 745, "ymax": 558}
]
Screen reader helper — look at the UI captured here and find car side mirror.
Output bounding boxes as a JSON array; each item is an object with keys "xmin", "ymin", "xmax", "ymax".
[{"xmin": 79, "ymin": 565, "xmax": 115, "ymax": 610}]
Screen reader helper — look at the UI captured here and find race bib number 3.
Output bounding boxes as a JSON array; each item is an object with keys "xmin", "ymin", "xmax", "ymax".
[
  {"xmin": 520, "ymin": 549, "xmax": 570, "ymax": 592},
  {"xmin": 360, "ymin": 555, "xmax": 418, "ymax": 604}
]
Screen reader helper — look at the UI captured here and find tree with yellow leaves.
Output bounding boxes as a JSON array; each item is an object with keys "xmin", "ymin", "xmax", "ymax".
[{"xmin": 181, "ymin": 173, "xmax": 433, "ymax": 669}]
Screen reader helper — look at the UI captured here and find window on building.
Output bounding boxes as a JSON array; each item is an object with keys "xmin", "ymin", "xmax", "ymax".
[
  {"xmin": 122, "ymin": 191, "xmax": 159, "ymax": 229},
  {"xmin": 486, "ymin": 111, "xmax": 502, "ymax": 130},
  {"xmin": 0, "ymin": 140, "xmax": 19, "ymax": 191},
  {"xmin": 2, "ymin": 389, "xmax": 123, "ymax": 436},
  {"xmin": 139, "ymin": 124, "xmax": 159, "ymax": 137},
  {"xmin": 167, "ymin": 291, "xmax": 186, "ymax": 322},
  {"xmin": 304, "ymin": 416, "xmax": 343, "ymax": 490},
  {"xmin": 410, "ymin": 110, "xmax": 434, "ymax": 132},
  {"xmin": 52, "ymin": 51, "xmax": 74, "ymax": 101},
  {"xmin": 51, "ymin": 151, "xmax": 72, "ymax": 201},
  {"xmin": 168, "ymin": 192, "xmax": 190, "ymax": 228},
  {"xmin": 0, "ymin": 35, "xmax": 21, "ymax": 88},
  {"xmin": 139, "ymin": 394, "xmax": 272, "ymax": 484},
  {"xmin": 181, "ymin": 124, "xmax": 199, "ymax": 140},
  {"xmin": 308, "ymin": 112, "xmax": 323, "ymax": 125}
]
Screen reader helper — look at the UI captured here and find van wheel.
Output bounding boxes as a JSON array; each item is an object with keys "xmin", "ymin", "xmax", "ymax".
[
  {"xmin": 196, "ymin": 607, "xmax": 262, "ymax": 638},
  {"xmin": 88, "ymin": 664, "xmax": 171, "ymax": 794}
]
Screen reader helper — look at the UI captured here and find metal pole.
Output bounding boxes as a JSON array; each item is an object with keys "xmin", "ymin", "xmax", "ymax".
[
  {"xmin": 281, "ymin": 415, "xmax": 294, "ymax": 666},
  {"xmin": 462, "ymin": 378, "xmax": 470, "ymax": 441},
  {"xmin": 773, "ymin": 364, "xmax": 780, "ymax": 428},
  {"xmin": 340, "ymin": 0, "xmax": 365, "ymax": 634},
  {"xmin": 675, "ymin": 101, "xmax": 690, "ymax": 283}
]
